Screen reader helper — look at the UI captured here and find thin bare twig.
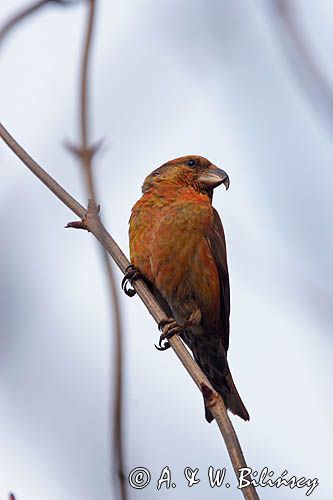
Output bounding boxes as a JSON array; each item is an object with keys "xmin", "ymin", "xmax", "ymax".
[
  {"xmin": 0, "ymin": 0, "xmax": 48, "ymax": 46},
  {"xmin": 0, "ymin": 122, "xmax": 259, "ymax": 500},
  {"xmin": 66, "ymin": 0, "xmax": 127, "ymax": 498},
  {"xmin": 272, "ymin": 0, "xmax": 333, "ymax": 132},
  {"xmin": 0, "ymin": 0, "xmax": 78, "ymax": 50}
]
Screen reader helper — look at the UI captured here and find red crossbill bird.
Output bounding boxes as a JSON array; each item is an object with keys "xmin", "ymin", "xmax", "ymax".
[{"xmin": 127, "ymin": 155, "xmax": 249, "ymax": 422}]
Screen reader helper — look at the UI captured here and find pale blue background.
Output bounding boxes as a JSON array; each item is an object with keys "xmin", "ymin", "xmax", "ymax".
[{"xmin": 0, "ymin": 1, "xmax": 332, "ymax": 499}]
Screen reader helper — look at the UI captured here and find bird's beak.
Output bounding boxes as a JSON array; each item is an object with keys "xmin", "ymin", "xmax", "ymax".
[{"xmin": 198, "ymin": 165, "xmax": 230, "ymax": 190}]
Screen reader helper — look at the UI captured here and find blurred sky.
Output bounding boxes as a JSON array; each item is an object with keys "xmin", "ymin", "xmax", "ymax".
[{"xmin": 0, "ymin": 0, "xmax": 332, "ymax": 499}]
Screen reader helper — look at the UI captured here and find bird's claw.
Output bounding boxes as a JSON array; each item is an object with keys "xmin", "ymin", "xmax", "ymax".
[
  {"xmin": 121, "ymin": 265, "xmax": 144, "ymax": 297},
  {"xmin": 155, "ymin": 335, "xmax": 171, "ymax": 351},
  {"xmin": 155, "ymin": 318, "xmax": 183, "ymax": 351}
]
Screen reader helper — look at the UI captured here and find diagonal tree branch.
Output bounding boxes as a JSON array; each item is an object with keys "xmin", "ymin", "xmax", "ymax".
[
  {"xmin": 0, "ymin": 121, "xmax": 259, "ymax": 500},
  {"xmin": 65, "ymin": 0, "xmax": 127, "ymax": 498}
]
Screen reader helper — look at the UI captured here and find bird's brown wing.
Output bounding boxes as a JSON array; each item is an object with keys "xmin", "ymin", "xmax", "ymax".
[{"xmin": 206, "ymin": 208, "xmax": 230, "ymax": 352}]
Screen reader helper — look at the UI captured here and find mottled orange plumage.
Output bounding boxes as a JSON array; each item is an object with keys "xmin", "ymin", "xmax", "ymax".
[{"xmin": 129, "ymin": 155, "xmax": 249, "ymax": 422}]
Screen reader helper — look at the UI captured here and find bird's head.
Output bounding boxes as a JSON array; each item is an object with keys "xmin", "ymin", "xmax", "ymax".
[{"xmin": 142, "ymin": 155, "xmax": 230, "ymax": 197}]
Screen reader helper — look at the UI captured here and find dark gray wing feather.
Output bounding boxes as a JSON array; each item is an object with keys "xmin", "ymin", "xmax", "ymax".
[{"xmin": 207, "ymin": 208, "xmax": 230, "ymax": 352}]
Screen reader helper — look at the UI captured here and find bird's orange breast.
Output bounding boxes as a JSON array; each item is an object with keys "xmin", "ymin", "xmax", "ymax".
[{"xmin": 129, "ymin": 186, "xmax": 220, "ymax": 323}]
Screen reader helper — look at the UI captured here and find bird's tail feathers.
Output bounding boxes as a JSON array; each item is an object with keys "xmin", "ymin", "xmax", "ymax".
[
  {"xmin": 225, "ymin": 371, "xmax": 250, "ymax": 421},
  {"xmin": 204, "ymin": 371, "xmax": 249, "ymax": 422},
  {"xmin": 181, "ymin": 330, "xmax": 249, "ymax": 422}
]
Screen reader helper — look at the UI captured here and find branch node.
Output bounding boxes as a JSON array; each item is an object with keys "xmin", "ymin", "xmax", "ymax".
[
  {"xmin": 201, "ymin": 382, "xmax": 219, "ymax": 410},
  {"xmin": 65, "ymin": 219, "xmax": 89, "ymax": 230},
  {"xmin": 64, "ymin": 138, "xmax": 104, "ymax": 162},
  {"xmin": 65, "ymin": 199, "xmax": 99, "ymax": 231}
]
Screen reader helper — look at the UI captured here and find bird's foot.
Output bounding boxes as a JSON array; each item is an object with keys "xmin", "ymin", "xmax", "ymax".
[
  {"xmin": 155, "ymin": 318, "xmax": 187, "ymax": 351},
  {"xmin": 155, "ymin": 310, "xmax": 201, "ymax": 351},
  {"xmin": 121, "ymin": 265, "xmax": 144, "ymax": 297}
]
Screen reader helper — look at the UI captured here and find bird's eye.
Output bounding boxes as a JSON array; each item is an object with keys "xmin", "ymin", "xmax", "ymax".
[{"xmin": 186, "ymin": 159, "xmax": 196, "ymax": 167}]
